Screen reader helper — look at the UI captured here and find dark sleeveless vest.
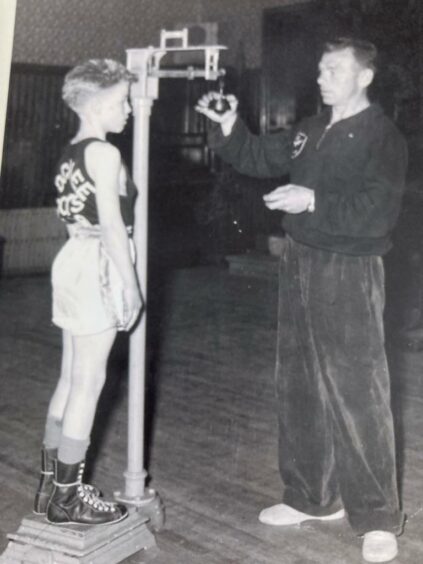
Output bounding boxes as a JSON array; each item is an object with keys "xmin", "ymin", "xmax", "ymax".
[{"xmin": 54, "ymin": 138, "xmax": 136, "ymax": 227}]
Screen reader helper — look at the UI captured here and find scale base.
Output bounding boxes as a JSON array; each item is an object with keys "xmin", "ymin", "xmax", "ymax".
[
  {"xmin": 114, "ymin": 488, "xmax": 165, "ymax": 532},
  {"xmin": 0, "ymin": 510, "xmax": 156, "ymax": 563}
]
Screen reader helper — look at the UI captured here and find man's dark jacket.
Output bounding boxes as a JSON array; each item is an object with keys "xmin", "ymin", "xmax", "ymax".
[{"xmin": 209, "ymin": 104, "xmax": 408, "ymax": 256}]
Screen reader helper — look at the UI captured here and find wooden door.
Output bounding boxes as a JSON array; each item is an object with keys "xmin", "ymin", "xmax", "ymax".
[
  {"xmin": 261, "ymin": 1, "xmax": 421, "ymax": 133},
  {"xmin": 261, "ymin": 2, "xmax": 329, "ymax": 133}
]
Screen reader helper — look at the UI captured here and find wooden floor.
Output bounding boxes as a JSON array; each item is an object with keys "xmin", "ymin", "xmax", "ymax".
[{"xmin": 0, "ymin": 266, "xmax": 423, "ymax": 564}]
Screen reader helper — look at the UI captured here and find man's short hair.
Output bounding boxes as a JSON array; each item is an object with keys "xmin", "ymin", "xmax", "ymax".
[
  {"xmin": 323, "ymin": 37, "xmax": 378, "ymax": 72},
  {"xmin": 62, "ymin": 59, "xmax": 138, "ymax": 112}
]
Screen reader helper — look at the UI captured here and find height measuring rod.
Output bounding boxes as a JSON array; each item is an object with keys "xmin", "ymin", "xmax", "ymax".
[{"xmin": 116, "ymin": 29, "xmax": 226, "ymax": 512}]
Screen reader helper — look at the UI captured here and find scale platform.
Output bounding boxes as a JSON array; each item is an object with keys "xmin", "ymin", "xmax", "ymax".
[{"xmin": 1, "ymin": 510, "xmax": 156, "ymax": 563}]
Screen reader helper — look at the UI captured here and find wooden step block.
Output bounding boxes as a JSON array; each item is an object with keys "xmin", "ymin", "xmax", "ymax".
[{"xmin": 1, "ymin": 511, "xmax": 156, "ymax": 563}]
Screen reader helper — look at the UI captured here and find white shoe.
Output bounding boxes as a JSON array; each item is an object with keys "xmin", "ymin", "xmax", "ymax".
[
  {"xmin": 362, "ymin": 531, "xmax": 398, "ymax": 563},
  {"xmin": 258, "ymin": 503, "xmax": 345, "ymax": 526}
]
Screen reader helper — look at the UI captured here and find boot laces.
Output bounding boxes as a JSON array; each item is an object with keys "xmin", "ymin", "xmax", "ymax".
[
  {"xmin": 81, "ymin": 483, "xmax": 98, "ymax": 494},
  {"xmin": 77, "ymin": 485, "xmax": 118, "ymax": 512},
  {"xmin": 76, "ymin": 462, "xmax": 102, "ymax": 502}
]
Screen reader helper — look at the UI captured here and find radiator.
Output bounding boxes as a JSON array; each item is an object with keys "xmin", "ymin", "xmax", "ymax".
[{"xmin": 0, "ymin": 208, "xmax": 67, "ymax": 276}]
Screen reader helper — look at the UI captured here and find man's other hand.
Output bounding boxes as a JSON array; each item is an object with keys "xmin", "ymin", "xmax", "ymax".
[{"xmin": 263, "ymin": 184, "xmax": 315, "ymax": 214}]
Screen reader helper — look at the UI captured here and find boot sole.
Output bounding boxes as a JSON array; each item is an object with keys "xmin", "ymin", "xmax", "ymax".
[{"xmin": 46, "ymin": 512, "xmax": 128, "ymax": 527}]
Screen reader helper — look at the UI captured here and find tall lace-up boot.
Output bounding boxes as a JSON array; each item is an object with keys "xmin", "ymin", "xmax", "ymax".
[
  {"xmin": 46, "ymin": 459, "xmax": 127, "ymax": 525},
  {"xmin": 34, "ymin": 447, "xmax": 57, "ymax": 515},
  {"xmin": 34, "ymin": 448, "xmax": 101, "ymax": 515}
]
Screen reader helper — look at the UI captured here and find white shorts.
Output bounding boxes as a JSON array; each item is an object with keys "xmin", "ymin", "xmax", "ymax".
[{"xmin": 52, "ymin": 230, "xmax": 134, "ymax": 336}]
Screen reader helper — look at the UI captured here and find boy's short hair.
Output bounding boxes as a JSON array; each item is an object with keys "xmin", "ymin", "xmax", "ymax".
[
  {"xmin": 323, "ymin": 37, "xmax": 378, "ymax": 72},
  {"xmin": 62, "ymin": 59, "xmax": 138, "ymax": 111}
]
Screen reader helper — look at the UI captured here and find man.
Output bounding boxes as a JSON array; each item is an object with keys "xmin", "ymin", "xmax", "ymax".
[{"xmin": 196, "ymin": 37, "xmax": 407, "ymax": 563}]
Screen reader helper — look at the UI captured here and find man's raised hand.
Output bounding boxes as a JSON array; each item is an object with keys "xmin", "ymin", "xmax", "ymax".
[{"xmin": 195, "ymin": 91, "xmax": 238, "ymax": 136}]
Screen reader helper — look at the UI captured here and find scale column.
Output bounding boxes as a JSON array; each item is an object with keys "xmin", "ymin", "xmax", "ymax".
[{"xmin": 124, "ymin": 94, "xmax": 154, "ymax": 501}]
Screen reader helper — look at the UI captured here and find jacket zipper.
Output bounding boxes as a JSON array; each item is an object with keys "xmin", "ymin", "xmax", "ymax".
[{"xmin": 316, "ymin": 124, "xmax": 332, "ymax": 150}]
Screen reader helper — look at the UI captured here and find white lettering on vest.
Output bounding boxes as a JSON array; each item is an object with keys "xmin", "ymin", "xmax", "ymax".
[{"xmin": 56, "ymin": 158, "xmax": 96, "ymax": 219}]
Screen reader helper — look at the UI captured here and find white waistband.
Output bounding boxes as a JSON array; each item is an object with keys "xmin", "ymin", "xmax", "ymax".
[{"xmin": 67, "ymin": 224, "xmax": 133, "ymax": 239}]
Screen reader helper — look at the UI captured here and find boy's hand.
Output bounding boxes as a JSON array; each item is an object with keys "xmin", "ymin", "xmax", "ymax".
[{"xmin": 122, "ymin": 285, "xmax": 143, "ymax": 331}]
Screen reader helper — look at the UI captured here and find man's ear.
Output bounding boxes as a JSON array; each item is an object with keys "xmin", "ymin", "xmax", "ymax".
[{"xmin": 359, "ymin": 68, "xmax": 374, "ymax": 89}]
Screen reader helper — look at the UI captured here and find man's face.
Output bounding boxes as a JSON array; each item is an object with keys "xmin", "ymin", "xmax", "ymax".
[{"xmin": 317, "ymin": 47, "xmax": 371, "ymax": 107}]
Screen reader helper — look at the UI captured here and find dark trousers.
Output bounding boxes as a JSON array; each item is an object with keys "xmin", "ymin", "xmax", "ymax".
[{"xmin": 276, "ymin": 237, "xmax": 402, "ymax": 535}]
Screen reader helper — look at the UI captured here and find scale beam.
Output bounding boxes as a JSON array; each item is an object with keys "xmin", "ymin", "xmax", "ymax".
[{"xmin": 127, "ymin": 28, "xmax": 227, "ymax": 99}]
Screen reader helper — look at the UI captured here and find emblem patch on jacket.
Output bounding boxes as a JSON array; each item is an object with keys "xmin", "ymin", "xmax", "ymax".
[{"xmin": 291, "ymin": 132, "xmax": 308, "ymax": 159}]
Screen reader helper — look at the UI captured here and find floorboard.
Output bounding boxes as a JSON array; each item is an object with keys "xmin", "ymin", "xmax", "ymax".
[{"xmin": 0, "ymin": 267, "xmax": 422, "ymax": 563}]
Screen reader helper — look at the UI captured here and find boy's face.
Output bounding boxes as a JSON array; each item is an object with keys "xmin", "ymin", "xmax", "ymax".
[
  {"xmin": 317, "ymin": 47, "xmax": 373, "ymax": 108},
  {"xmin": 94, "ymin": 81, "xmax": 132, "ymax": 133}
]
